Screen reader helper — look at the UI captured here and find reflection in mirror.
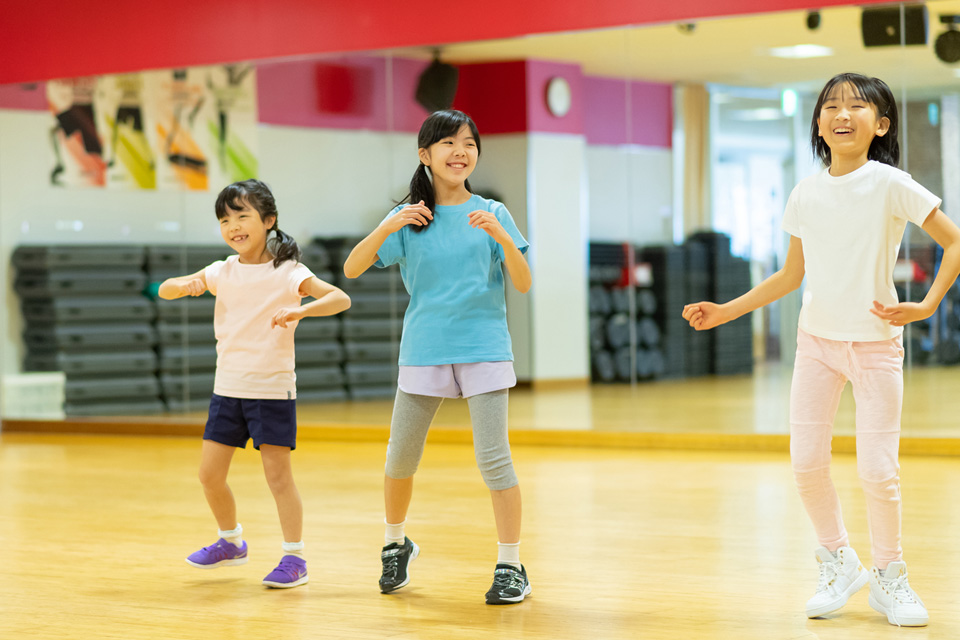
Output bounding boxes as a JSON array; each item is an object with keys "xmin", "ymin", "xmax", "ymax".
[{"xmin": 4, "ymin": 3, "xmax": 960, "ymax": 439}]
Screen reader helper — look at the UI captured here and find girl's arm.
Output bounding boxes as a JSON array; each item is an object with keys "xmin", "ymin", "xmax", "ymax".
[
  {"xmin": 467, "ymin": 210, "xmax": 532, "ymax": 293},
  {"xmin": 271, "ymin": 276, "xmax": 352, "ymax": 328},
  {"xmin": 343, "ymin": 201, "xmax": 432, "ymax": 278},
  {"xmin": 871, "ymin": 208, "xmax": 960, "ymax": 326},
  {"xmin": 499, "ymin": 241, "xmax": 532, "ymax": 294},
  {"xmin": 682, "ymin": 235, "xmax": 805, "ymax": 331},
  {"xmin": 158, "ymin": 269, "xmax": 208, "ymax": 299}
]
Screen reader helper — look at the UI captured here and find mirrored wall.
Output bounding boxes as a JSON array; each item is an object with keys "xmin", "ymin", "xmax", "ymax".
[{"xmin": 3, "ymin": 1, "xmax": 960, "ymax": 437}]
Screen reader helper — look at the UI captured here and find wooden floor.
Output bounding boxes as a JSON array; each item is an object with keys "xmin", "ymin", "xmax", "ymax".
[{"xmin": 1, "ymin": 433, "xmax": 958, "ymax": 639}]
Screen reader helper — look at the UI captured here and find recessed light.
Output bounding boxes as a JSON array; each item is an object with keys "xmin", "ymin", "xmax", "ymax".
[{"xmin": 767, "ymin": 44, "xmax": 834, "ymax": 59}]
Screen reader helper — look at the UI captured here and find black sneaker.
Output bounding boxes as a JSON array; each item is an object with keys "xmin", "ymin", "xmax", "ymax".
[
  {"xmin": 379, "ymin": 536, "xmax": 419, "ymax": 593},
  {"xmin": 485, "ymin": 563, "xmax": 532, "ymax": 604}
]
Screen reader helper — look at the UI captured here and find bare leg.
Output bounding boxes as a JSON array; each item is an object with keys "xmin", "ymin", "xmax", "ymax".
[
  {"xmin": 260, "ymin": 444, "xmax": 303, "ymax": 542},
  {"xmin": 385, "ymin": 474, "xmax": 414, "ymax": 524},
  {"xmin": 198, "ymin": 440, "xmax": 238, "ymax": 531},
  {"xmin": 490, "ymin": 485, "xmax": 522, "ymax": 544}
]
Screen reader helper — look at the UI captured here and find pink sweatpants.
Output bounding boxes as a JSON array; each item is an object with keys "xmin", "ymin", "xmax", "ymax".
[{"xmin": 790, "ymin": 328, "xmax": 904, "ymax": 569}]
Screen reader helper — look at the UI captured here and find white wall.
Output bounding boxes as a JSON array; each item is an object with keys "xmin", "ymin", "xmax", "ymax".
[
  {"xmin": 586, "ymin": 144, "xmax": 673, "ymax": 245},
  {"xmin": 528, "ymin": 133, "xmax": 589, "ymax": 381}
]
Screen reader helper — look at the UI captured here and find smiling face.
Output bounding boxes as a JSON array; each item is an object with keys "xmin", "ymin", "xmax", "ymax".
[
  {"xmin": 418, "ymin": 124, "xmax": 479, "ymax": 188},
  {"xmin": 816, "ymin": 82, "xmax": 890, "ymax": 168},
  {"xmin": 218, "ymin": 198, "xmax": 276, "ymax": 263}
]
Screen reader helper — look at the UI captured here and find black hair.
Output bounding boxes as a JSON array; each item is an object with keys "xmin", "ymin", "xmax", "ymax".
[
  {"xmin": 400, "ymin": 109, "xmax": 481, "ymax": 232},
  {"xmin": 810, "ymin": 72, "xmax": 899, "ymax": 168},
  {"xmin": 215, "ymin": 179, "xmax": 301, "ymax": 267}
]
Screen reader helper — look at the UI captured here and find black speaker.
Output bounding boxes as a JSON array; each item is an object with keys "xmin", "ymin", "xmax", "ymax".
[
  {"xmin": 415, "ymin": 59, "xmax": 458, "ymax": 113},
  {"xmin": 936, "ymin": 29, "xmax": 960, "ymax": 63},
  {"xmin": 862, "ymin": 6, "xmax": 928, "ymax": 47}
]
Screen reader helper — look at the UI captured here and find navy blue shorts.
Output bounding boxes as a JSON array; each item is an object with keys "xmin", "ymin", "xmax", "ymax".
[{"xmin": 203, "ymin": 394, "xmax": 297, "ymax": 450}]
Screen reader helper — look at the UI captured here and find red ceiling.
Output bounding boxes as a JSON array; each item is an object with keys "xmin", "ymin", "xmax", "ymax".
[{"xmin": 1, "ymin": 0, "xmax": 893, "ymax": 84}]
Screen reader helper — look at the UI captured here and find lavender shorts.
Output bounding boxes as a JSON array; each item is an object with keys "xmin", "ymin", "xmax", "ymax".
[{"xmin": 398, "ymin": 361, "xmax": 516, "ymax": 398}]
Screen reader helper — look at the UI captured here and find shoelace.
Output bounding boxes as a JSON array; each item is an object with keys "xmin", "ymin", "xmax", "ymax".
[
  {"xmin": 882, "ymin": 575, "xmax": 919, "ymax": 604},
  {"xmin": 381, "ymin": 549, "xmax": 402, "ymax": 579},
  {"xmin": 273, "ymin": 559, "xmax": 304, "ymax": 578},
  {"xmin": 202, "ymin": 541, "xmax": 232, "ymax": 560},
  {"xmin": 492, "ymin": 569, "xmax": 524, "ymax": 593},
  {"xmin": 815, "ymin": 561, "xmax": 839, "ymax": 592}
]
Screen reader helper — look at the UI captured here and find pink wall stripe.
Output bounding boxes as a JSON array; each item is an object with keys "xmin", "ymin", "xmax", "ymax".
[
  {"xmin": 631, "ymin": 81, "xmax": 672, "ymax": 148},
  {"xmin": 0, "ymin": 82, "xmax": 47, "ymax": 111},
  {"xmin": 584, "ymin": 76, "xmax": 629, "ymax": 145},
  {"xmin": 525, "ymin": 60, "xmax": 585, "ymax": 136},
  {"xmin": 257, "ymin": 55, "xmax": 429, "ymax": 133},
  {"xmin": 583, "ymin": 75, "xmax": 672, "ymax": 148}
]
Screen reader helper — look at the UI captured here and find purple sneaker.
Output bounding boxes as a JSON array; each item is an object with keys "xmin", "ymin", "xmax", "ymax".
[
  {"xmin": 263, "ymin": 555, "xmax": 308, "ymax": 588},
  {"xmin": 185, "ymin": 538, "xmax": 248, "ymax": 569}
]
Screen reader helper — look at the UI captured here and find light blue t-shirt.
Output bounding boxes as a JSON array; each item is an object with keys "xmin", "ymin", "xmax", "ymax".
[{"xmin": 374, "ymin": 193, "xmax": 529, "ymax": 366}]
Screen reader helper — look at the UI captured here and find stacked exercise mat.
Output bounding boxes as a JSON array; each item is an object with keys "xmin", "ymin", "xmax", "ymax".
[
  {"xmin": 149, "ymin": 246, "xmax": 228, "ymax": 412},
  {"xmin": 292, "ymin": 240, "xmax": 349, "ymax": 403},
  {"xmin": 589, "ymin": 231, "xmax": 755, "ymax": 382},
  {"xmin": 321, "ymin": 237, "xmax": 406, "ymax": 399},
  {"xmin": 14, "ymin": 245, "xmax": 163, "ymax": 416},
  {"xmin": 13, "ymin": 241, "xmax": 409, "ymax": 416}
]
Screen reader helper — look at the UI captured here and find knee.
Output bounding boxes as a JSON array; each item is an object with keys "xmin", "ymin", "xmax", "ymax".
[
  {"xmin": 198, "ymin": 465, "xmax": 226, "ymax": 489},
  {"xmin": 858, "ymin": 465, "xmax": 899, "ymax": 487},
  {"xmin": 263, "ymin": 466, "xmax": 294, "ymax": 494},
  {"xmin": 857, "ymin": 452, "xmax": 899, "ymax": 485},
  {"xmin": 790, "ymin": 445, "xmax": 830, "ymax": 475},
  {"xmin": 477, "ymin": 456, "xmax": 518, "ymax": 491},
  {"xmin": 384, "ymin": 440, "xmax": 424, "ymax": 480}
]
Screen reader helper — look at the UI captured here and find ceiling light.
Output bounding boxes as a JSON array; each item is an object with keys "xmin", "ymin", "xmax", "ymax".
[
  {"xmin": 729, "ymin": 108, "xmax": 784, "ymax": 121},
  {"xmin": 767, "ymin": 44, "xmax": 834, "ymax": 59}
]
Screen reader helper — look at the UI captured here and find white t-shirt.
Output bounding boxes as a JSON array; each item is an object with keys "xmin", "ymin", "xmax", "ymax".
[
  {"xmin": 782, "ymin": 160, "xmax": 940, "ymax": 342},
  {"xmin": 204, "ymin": 255, "xmax": 314, "ymax": 399}
]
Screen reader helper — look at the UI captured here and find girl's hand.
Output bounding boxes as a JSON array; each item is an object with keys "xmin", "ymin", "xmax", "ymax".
[
  {"xmin": 181, "ymin": 278, "xmax": 206, "ymax": 297},
  {"xmin": 381, "ymin": 201, "xmax": 433, "ymax": 233},
  {"xmin": 682, "ymin": 301, "xmax": 727, "ymax": 331},
  {"xmin": 271, "ymin": 306, "xmax": 304, "ymax": 329},
  {"xmin": 869, "ymin": 300, "xmax": 932, "ymax": 327},
  {"xmin": 468, "ymin": 210, "xmax": 511, "ymax": 245}
]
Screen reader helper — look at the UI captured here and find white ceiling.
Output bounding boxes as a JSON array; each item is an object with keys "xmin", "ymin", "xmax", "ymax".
[{"xmin": 383, "ymin": 1, "xmax": 960, "ymax": 96}]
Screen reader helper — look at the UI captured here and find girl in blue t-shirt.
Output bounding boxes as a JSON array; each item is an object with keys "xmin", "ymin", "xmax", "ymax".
[{"xmin": 344, "ymin": 109, "xmax": 532, "ymax": 605}]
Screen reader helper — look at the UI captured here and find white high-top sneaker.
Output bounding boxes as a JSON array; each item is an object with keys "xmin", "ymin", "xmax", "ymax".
[
  {"xmin": 806, "ymin": 546, "xmax": 870, "ymax": 618},
  {"xmin": 868, "ymin": 561, "xmax": 929, "ymax": 627}
]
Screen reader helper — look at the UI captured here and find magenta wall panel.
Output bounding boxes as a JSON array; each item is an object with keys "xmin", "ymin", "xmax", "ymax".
[
  {"xmin": 0, "ymin": 83, "xmax": 47, "ymax": 111},
  {"xmin": 525, "ymin": 60, "xmax": 585, "ymax": 136}
]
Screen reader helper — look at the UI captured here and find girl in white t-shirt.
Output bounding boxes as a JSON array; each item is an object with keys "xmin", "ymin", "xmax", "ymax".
[
  {"xmin": 159, "ymin": 179, "xmax": 350, "ymax": 589},
  {"xmin": 683, "ymin": 73, "xmax": 960, "ymax": 627}
]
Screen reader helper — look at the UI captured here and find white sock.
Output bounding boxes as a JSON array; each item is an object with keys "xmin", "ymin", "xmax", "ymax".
[
  {"xmin": 219, "ymin": 524, "xmax": 243, "ymax": 549},
  {"xmin": 385, "ymin": 519, "xmax": 406, "ymax": 546},
  {"xmin": 282, "ymin": 540, "xmax": 305, "ymax": 558},
  {"xmin": 497, "ymin": 541, "xmax": 521, "ymax": 570}
]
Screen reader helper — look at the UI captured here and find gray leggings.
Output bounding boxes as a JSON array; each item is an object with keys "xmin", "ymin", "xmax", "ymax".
[{"xmin": 384, "ymin": 388, "xmax": 519, "ymax": 491}]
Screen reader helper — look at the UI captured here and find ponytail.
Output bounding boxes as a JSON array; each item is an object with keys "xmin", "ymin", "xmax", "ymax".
[
  {"xmin": 269, "ymin": 226, "xmax": 301, "ymax": 267},
  {"xmin": 403, "ymin": 164, "xmax": 435, "ymax": 232}
]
